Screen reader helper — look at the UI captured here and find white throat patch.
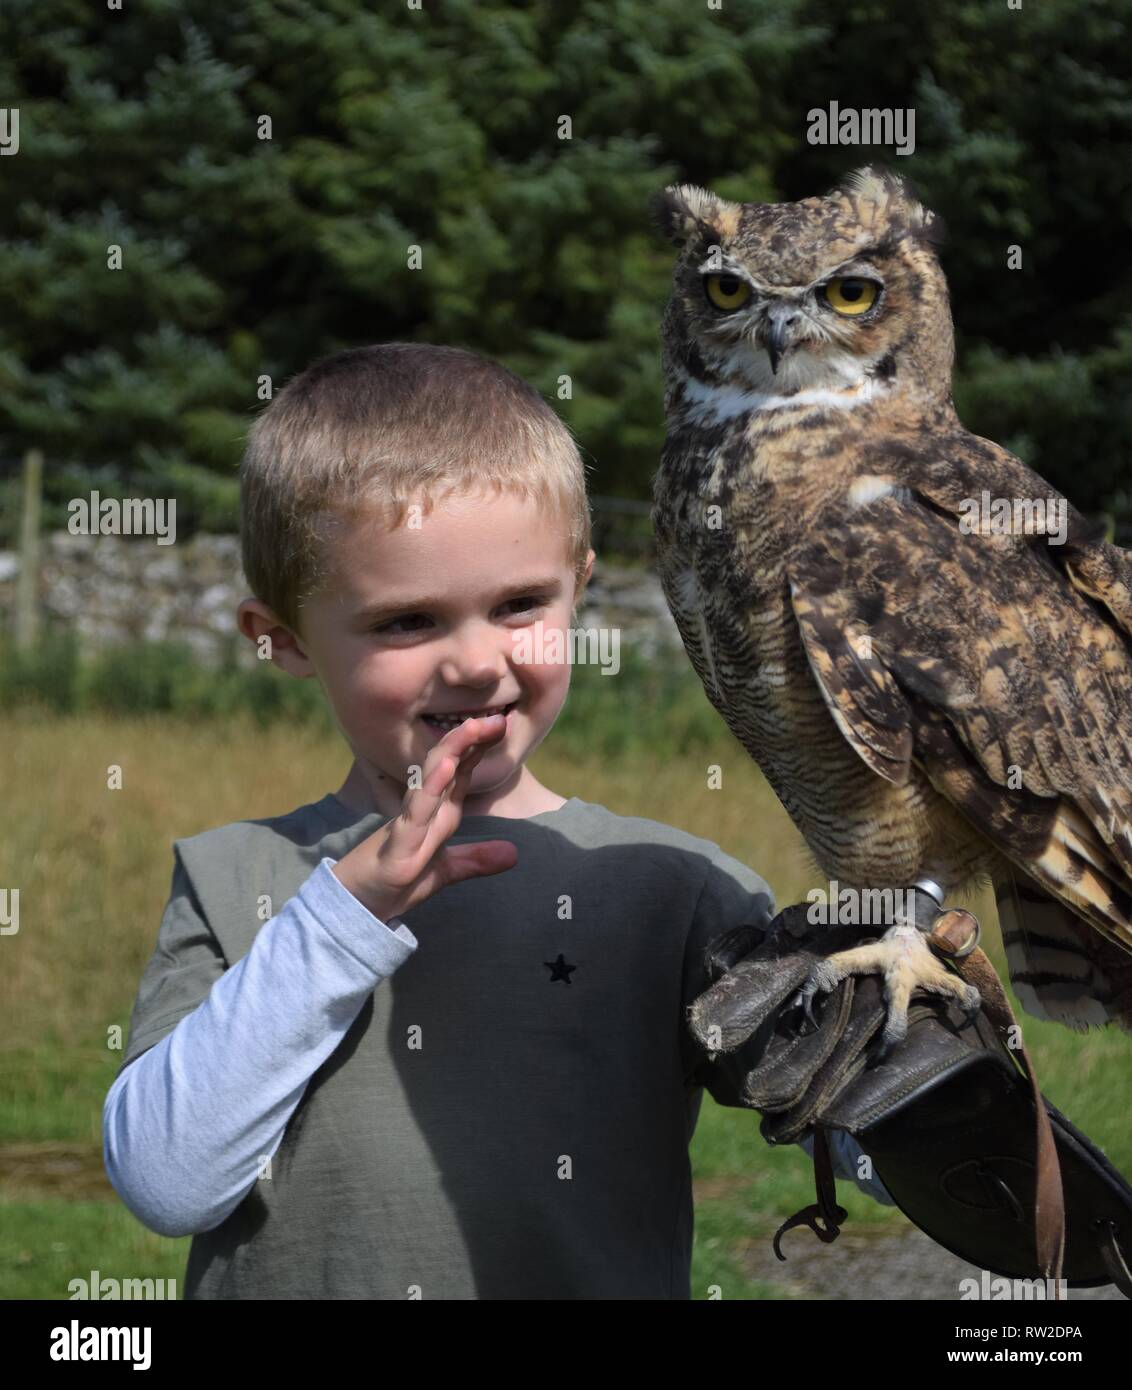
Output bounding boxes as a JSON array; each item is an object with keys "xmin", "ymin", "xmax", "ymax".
[
  {"xmin": 680, "ymin": 340, "xmax": 894, "ymax": 425},
  {"xmin": 681, "ymin": 373, "xmax": 886, "ymax": 425}
]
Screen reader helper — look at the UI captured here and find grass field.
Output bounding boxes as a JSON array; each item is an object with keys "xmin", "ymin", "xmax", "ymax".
[{"xmin": 3, "ymin": 692, "xmax": 1131, "ymax": 1300}]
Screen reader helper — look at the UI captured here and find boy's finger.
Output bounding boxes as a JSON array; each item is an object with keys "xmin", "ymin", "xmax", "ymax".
[
  {"xmin": 427, "ymin": 715, "xmax": 506, "ymax": 787},
  {"xmin": 397, "ymin": 715, "xmax": 506, "ymax": 834},
  {"xmin": 439, "ymin": 839, "xmax": 519, "ymax": 885},
  {"xmin": 421, "ymin": 727, "xmax": 497, "ymax": 828},
  {"xmin": 422, "ymin": 716, "xmax": 503, "ymax": 806},
  {"xmin": 450, "ymin": 740, "xmax": 490, "ymax": 796}
]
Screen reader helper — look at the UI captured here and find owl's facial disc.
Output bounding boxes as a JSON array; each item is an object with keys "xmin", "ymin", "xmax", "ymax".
[
  {"xmin": 699, "ymin": 259, "xmax": 888, "ymax": 390},
  {"xmin": 761, "ymin": 271, "xmax": 885, "ymax": 375}
]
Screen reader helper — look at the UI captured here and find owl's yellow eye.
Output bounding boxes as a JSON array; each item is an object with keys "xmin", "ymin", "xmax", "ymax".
[
  {"xmin": 823, "ymin": 277, "xmax": 879, "ymax": 315},
  {"xmin": 704, "ymin": 274, "xmax": 752, "ymax": 311}
]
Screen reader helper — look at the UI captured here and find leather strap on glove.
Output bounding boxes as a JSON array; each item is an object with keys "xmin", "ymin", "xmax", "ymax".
[{"xmin": 687, "ymin": 903, "xmax": 1132, "ymax": 1298}]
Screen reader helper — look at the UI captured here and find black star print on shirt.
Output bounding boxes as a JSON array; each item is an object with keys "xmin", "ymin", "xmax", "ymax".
[{"xmin": 544, "ymin": 954, "xmax": 577, "ymax": 984}]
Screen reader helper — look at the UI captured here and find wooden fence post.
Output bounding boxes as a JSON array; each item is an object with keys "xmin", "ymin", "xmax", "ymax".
[{"xmin": 15, "ymin": 447, "xmax": 43, "ymax": 649}]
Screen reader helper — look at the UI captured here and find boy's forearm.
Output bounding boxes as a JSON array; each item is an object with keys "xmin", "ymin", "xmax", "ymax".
[{"xmin": 104, "ymin": 858, "xmax": 417, "ymax": 1237}]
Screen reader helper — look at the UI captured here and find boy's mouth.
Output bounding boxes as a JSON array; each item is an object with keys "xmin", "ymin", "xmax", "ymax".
[{"xmin": 420, "ymin": 701, "xmax": 517, "ymax": 735}]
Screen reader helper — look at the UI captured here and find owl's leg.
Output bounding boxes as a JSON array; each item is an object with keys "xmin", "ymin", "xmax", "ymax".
[{"xmin": 794, "ymin": 897, "xmax": 982, "ymax": 1064}]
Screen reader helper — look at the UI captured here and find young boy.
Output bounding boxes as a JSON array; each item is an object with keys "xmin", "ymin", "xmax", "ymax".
[{"xmin": 103, "ymin": 342, "xmax": 890, "ymax": 1300}]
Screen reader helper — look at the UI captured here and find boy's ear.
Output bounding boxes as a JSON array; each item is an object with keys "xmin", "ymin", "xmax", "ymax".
[
  {"xmin": 236, "ymin": 597, "xmax": 317, "ymax": 676},
  {"xmin": 572, "ymin": 550, "xmax": 597, "ymax": 622},
  {"xmin": 572, "ymin": 549, "xmax": 596, "ymax": 616}
]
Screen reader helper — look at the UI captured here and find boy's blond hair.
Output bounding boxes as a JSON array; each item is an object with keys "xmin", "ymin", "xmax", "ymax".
[{"xmin": 239, "ymin": 343, "xmax": 593, "ymax": 636}]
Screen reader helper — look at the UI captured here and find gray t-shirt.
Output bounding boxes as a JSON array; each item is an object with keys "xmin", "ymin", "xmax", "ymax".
[{"xmin": 117, "ymin": 792, "xmax": 779, "ymax": 1298}]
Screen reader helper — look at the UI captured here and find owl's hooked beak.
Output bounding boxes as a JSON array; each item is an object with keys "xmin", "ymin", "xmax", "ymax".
[{"xmin": 763, "ymin": 316, "xmax": 799, "ymax": 375}]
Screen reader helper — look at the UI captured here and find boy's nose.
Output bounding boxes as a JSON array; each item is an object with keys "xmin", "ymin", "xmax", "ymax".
[{"xmin": 437, "ymin": 634, "xmax": 511, "ymax": 690}]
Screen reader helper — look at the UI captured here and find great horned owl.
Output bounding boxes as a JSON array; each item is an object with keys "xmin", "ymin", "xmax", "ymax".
[{"xmin": 649, "ymin": 166, "xmax": 1132, "ymax": 1054}]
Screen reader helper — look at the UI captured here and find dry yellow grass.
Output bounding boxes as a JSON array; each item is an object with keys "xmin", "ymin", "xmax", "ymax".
[
  {"xmin": 0, "ymin": 705, "xmax": 1003, "ymax": 1048},
  {"xmin": 3, "ymin": 706, "xmax": 1129, "ymax": 1175},
  {"xmin": 3, "ymin": 706, "xmax": 1129, "ymax": 1303}
]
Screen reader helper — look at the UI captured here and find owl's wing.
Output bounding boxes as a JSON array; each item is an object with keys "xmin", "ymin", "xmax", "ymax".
[
  {"xmin": 787, "ymin": 464, "xmax": 1132, "ymax": 1030},
  {"xmin": 658, "ymin": 555, "xmax": 727, "ymax": 711}
]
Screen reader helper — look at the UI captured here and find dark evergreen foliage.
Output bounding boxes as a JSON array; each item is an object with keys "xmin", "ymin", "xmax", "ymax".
[{"xmin": 1, "ymin": 0, "xmax": 1129, "ymax": 540}]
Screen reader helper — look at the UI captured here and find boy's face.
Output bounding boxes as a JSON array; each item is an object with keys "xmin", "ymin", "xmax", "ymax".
[{"xmin": 242, "ymin": 488, "xmax": 593, "ymax": 819}]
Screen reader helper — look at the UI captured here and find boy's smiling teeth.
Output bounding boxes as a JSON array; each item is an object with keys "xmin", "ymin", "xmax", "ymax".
[{"xmin": 422, "ymin": 701, "xmax": 516, "ymax": 730}]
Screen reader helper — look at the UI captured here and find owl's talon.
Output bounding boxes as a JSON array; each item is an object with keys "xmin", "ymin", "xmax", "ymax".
[
  {"xmin": 796, "ymin": 959, "xmax": 841, "ymax": 1033},
  {"xmin": 888, "ymin": 1008, "xmax": 910, "ymax": 1047},
  {"xmin": 792, "ymin": 921, "xmax": 980, "ymax": 1065},
  {"xmin": 958, "ymin": 985, "xmax": 982, "ymax": 1031},
  {"xmin": 783, "ymin": 986, "xmax": 819, "ymax": 1035}
]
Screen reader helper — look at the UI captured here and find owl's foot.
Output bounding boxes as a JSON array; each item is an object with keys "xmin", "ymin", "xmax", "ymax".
[{"xmin": 794, "ymin": 921, "xmax": 981, "ymax": 1067}]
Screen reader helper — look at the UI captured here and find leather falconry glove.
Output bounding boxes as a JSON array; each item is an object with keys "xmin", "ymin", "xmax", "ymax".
[{"xmin": 687, "ymin": 897, "xmax": 1132, "ymax": 1299}]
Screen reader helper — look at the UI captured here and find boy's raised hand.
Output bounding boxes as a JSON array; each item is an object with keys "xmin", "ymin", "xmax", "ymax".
[{"xmin": 330, "ymin": 714, "xmax": 519, "ymax": 924}]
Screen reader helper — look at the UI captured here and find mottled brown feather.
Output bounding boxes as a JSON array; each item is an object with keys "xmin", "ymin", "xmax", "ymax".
[{"xmin": 652, "ymin": 166, "xmax": 1132, "ymax": 1032}]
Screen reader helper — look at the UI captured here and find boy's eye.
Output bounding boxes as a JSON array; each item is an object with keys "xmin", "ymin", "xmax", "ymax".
[
  {"xmin": 505, "ymin": 595, "xmax": 549, "ymax": 616},
  {"xmin": 377, "ymin": 613, "xmax": 431, "ymax": 634},
  {"xmin": 374, "ymin": 595, "xmax": 549, "ymax": 635}
]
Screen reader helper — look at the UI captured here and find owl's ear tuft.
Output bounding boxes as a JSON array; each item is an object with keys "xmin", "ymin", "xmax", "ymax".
[
  {"xmin": 838, "ymin": 164, "xmax": 905, "ymax": 206},
  {"xmin": 837, "ymin": 165, "xmax": 945, "ymax": 248},
  {"xmin": 648, "ymin": 184, "xmax": 734, "ymax": 248}
]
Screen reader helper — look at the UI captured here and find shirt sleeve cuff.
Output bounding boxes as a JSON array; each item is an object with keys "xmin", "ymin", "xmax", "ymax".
[
  {"xmin": 304, "ymin": 857, "xmax": 419, "ymax": 961},
  {"xmin": 798, "ymin": 1128, "xmax": 896, "ymax": 1206}
]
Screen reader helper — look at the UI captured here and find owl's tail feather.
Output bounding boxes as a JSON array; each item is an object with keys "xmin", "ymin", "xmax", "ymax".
[
  {"xmin": 993, "ymin": 864, "xmax": 1132, "ymax": 1034},
  {"xmin": 1030, "ymin": 804, "xmax": 1132, "ymax": 956}
]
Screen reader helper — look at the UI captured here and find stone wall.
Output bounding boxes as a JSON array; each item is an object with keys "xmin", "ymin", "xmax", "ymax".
[{"xmin": 0, "ymin": 532, "xmax": 685, "ymax": 666}]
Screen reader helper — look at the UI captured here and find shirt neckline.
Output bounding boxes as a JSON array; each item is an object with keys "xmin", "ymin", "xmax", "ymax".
[{"xmin": 315, "ymin": 791, "xmax": 584, "ymax": 830}]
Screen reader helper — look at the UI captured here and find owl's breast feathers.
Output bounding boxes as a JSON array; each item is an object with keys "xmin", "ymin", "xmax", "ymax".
[{"xmin": 653, "ymin": 409, "xmax": 1132, "ymax": 1030}]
